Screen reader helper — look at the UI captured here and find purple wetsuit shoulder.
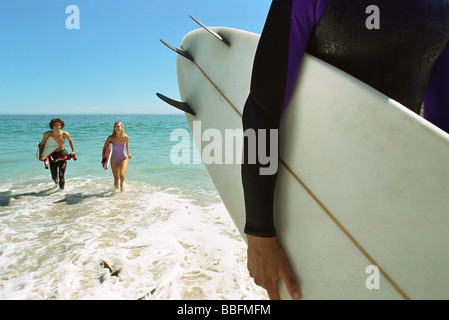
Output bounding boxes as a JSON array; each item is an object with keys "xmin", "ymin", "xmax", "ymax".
[
  {"xmin": 283, "ymin": 0, "xmax": 330, "ymax": 116},
  {"xmin": 424, "ymin": 40, "xmax": 449, "ymax": 132}
]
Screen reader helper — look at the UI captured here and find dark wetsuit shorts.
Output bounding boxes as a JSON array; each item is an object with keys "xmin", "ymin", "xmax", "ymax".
[{"xmin": 50, "ymin": 150, "xmax": 69, "ymax": 189}]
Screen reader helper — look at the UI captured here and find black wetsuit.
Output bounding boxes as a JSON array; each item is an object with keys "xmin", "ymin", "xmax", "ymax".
[
  {"xmin": 242, "ymin": 0, "xmax": 449, "ymax": 237},
  {"xmin": 50, "ymin": 150, "xmax": 69, "ymax": 189}
]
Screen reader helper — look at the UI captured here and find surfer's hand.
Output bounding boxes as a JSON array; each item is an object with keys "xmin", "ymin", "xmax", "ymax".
[{"xmin": 246, "ymin": 235, "xmax": 301, "ymax": 300}]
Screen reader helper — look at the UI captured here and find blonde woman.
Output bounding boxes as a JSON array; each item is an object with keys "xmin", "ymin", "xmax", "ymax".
[{"xmin": 102, "ymin": 122, "xmax": 131, "ymax": 191}]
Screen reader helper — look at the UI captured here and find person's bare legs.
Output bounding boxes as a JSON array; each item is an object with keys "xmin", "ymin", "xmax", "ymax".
[
  {"xmin": 118, "ymin": 158, "xmax": 128, "ymax": 192},
  {"xmin": 110, "ymin": 159, "xmax": 120, "ymax": 190}
]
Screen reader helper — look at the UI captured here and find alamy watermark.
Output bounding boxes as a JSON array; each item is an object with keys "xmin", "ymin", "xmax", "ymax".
[
  {"xmin": 366, "ymin": 5, "xmax": 380, "ymax": 30},
  {"xmin": 366, "ymin": 265, "xmax": 380, "ymax": 290},
  {"xmin": 170, "ymin": 121, "xmax": 278, "ymax": 176},
  {"xmin": 65, "ymin": 5, "xmax": 80, "ymax": 30}
]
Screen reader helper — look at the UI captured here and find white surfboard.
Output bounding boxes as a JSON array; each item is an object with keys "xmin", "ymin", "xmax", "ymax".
[
  {"xmin": 39, "ymin": 136, "xmax": 60, "ymax": 160},
  {"xmin": 175, "ymin": 27, "xmax": 449, "ymax": 300}
]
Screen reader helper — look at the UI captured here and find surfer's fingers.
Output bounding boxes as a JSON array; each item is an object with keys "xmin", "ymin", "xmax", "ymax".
[
  {"xmin": 265, "ymin": 281, "xmax": 281, "ymax": 300},
  {"xmin": 280, "ymin": 269, "xmax": 301, "ymax": 300},
  {"xmin": 278, "ymin": 252, "xmax": 301, "ymax": 300}
]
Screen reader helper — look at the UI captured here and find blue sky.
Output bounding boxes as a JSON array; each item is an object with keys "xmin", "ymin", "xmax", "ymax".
[{"xmin": 0, "ymin": 0, "xmax": 271, "ymax": 114}]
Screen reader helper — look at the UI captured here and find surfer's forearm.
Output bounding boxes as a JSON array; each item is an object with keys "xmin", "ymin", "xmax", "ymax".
[
  {"xmin": 242, "ymin": 0, "xmax": 324, "ymax": 236},
  {"xmin": 69, "ymin": 141, "xmax": 75, "ymax": 153},
  {"xmin": 242, "ymin": 0, "xmax": 329, "ymax": 236},
  {"xmin": 242, "ymin": 95, "xmax": 279, "ymax": 237},
  {"xmin": 65, "ymin": 133, "xmax": 75, "ymax": 153},
  {"xmin": 242, "ymin": 167, "xmax": 278, "ymax": 237}
]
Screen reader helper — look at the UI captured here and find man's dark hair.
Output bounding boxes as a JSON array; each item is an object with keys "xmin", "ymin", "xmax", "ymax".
[{"xmin": 49, "ymin": 118, "xmax": 65, "ymax": 129}]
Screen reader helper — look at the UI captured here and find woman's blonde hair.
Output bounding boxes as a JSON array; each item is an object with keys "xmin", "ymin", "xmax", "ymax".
[{"xmin": 111, "ymin": 121, "xmax": 125, "ymax": 138}]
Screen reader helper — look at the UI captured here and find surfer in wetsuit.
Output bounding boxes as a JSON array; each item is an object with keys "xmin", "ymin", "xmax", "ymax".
[
  {"xmin": 39, "ymin": 118, "xmax": 76, "ymax": 190},
  {"xmin": 102, "ymin": 121, "xmax": 131, "ymax": 192},
  {"xmin": 242, "ymin": 0, "xmax": 449, "ymax": 300}
]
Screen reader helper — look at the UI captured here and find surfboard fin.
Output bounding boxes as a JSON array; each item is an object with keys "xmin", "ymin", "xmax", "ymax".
[
  {"xmin": 160, "ymin": 39, "xmax": 194, "ymax": 62},
  {"xmin": 189, "ymin": 15, "xmax": 230, "ymax": 46},
  {"xmin": 156, "ymin": 93, "xmax": 196, "ymax": 116}
]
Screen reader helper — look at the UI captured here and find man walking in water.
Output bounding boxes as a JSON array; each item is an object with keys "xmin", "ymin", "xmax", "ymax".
[{"xmin": 39, "ymin": 118, "xmax": 77, "ymax": 190}]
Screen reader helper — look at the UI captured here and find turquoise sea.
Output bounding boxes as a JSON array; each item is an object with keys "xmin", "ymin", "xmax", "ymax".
[{"xmin": 0, "ymin": 114, "xmax": 267, "ymax": 300}]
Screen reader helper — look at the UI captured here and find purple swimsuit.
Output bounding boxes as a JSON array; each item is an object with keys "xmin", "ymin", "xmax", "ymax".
[{"xmin": 111, "ymin": 142, "xmax": 127, "ymax": 165}]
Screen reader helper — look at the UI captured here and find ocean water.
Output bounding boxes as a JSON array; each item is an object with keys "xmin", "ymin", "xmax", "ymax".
[{"xmin": 0, "ymin": 114, "xmax": 267, "ymax": 300}]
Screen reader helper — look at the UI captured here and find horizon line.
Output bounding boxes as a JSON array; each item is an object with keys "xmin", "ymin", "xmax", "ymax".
[{"xmin": 0, "ymin": 112, "xmax": 185, "ymax": 116}]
